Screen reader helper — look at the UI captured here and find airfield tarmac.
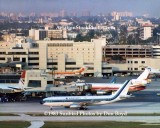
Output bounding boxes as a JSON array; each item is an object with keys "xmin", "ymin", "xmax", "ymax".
[{"xmin": 1, "ymin": 76, "xmax": 160, "ymax": 123}]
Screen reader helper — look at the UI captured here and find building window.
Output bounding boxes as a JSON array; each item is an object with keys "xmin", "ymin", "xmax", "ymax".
[
  {"xmin": 65, "ymin": 62, "xmax": 76, "ymax": 65},
  {"xmin": 28, "ymin": 80, "xmax": 41, "ymax": 87},
  {"xmin": 128, "ymin": 61, "xmax": 129, "ymax": 63},
  {"xmin": 134, "ymin": 61, "xmax": 138, "ymax": 63},
  {"xmin": 0, "ymin": 52, "xmax": 5, "ymax": 55},
  {"xmin": 8, "ymin": 52, "xmax": 26, "ymax": 55},
  {"xmin": 141, "ymin": 61, "xmax": 145, "ymax": 64},
  {"xmin": 47, "ymin": 81, "xmax": 53, "ymax": 84},
  {"xmin": 128, "ymin": 68, "xmax": 130, "ymax": 70},
  {"xmin": 28, "ymin": 57, "xmax": 39, "ymax": 60},
  {"xmin": 134, "ymin": 68, "xmax": 138, "ymax": 70},
  {"xmin": 13, "ymin": 58, "xmax": 20, "ymax": 61},
  {"xmin": 29, "ymin": 52, "xmax": 39, "ymax": 55},
  {"xmin": 141, "ymin": 68, "xmax": 145, "ymax": 70},
  {"xmin": 0, "ymin": 57, "xmax": 5, "ymax": 60},
  {"xmin": 28, "ymin": 63, "xmax": 39, "ymax": 66},
  {"xmin": 47, "ymin": 62, "xmax": 57, "ymax": 65}
]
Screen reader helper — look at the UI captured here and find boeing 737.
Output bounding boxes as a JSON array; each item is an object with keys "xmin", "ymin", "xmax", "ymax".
[
  {"xmin": 47, "ymin": 66, "xmax": 87, "ymax": 79},
  {"xmin": 0, "ymin": 71, "xmax": 26, "ymax": 93},
  {"xmin": 41, "ymin": 80, "xmax": 131, "ymax": 110},
  {"xmin": 76, "ymin": 68, "xmax": 151, "ymax": 94}
]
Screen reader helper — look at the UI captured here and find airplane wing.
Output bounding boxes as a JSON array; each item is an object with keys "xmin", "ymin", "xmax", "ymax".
[
  {"xmin": 8, "ymin": 86, "xmax": 22, "ymax": 90},
  {"xmin": 0, "ymin": 85, "xmax": 23, "ymax": 93}
]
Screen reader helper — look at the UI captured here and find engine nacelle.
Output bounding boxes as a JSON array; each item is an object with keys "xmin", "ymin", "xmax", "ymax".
[
  {"xmin": 120, "ymin": 94, "xmax": 133, "ymax": 99},
  {"xmin": 69, "ymin": 104, "xmax": 81, "ymax": 109},
  {"xmin": 96, "ymin": 90, "xmax": 107, "ymax": 95}
]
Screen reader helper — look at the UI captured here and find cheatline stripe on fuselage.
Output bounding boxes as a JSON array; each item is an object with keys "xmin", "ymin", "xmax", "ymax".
[{"xmin": 44, "ymin": 80, "xmax": 130, "ymax": 103}]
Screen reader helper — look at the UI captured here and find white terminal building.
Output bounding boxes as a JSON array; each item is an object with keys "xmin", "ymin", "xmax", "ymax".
[
  {"xmin": 1, "ymin": 35, "xmax": 160, "ymax": 92},
  {"xmin": 1, "ymin": 36, "xmax": 160, "ymax": 74},
  {"xmin": 0, "ymin": 37, "xmax": 109, "ymax": 75}
]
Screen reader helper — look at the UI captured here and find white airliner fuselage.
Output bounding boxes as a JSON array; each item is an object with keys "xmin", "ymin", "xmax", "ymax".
[
  {"xmin": 76, "ymin": 68, "xmax": 151, "ymax": 93},
  {"xmin": 47, "ymin": 67, "xmax": 87, "ymax": 79},
  {"xmin": 41, "ymin": 80, "xmax": 131, "ymax": 109}
]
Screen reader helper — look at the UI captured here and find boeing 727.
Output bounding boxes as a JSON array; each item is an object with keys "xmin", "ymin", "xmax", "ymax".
[
  {"xmin": 47, "ymin": 66, "xmax": 87, "ymax": 79},
  {"xmin": 75, "ymin": 68, "xmax": 151, "ymax": 94},
  {"xmin": 41, "ymin": 80, "xmax": 131, "ymax": 110}
]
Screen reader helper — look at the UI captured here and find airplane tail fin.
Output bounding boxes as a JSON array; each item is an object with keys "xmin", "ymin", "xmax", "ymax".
[
  {"xmin": 117, "ymin": 80, "xmax": 130, "ymax": 96},
  {"xmin": 112, "ymin": 80, "xmax": 131, "ymax": 99},
  {"xmin": 137, "ymin": 68, "xmax": 151, "ymax": 81},
  {"xmin": 76, "ymin": 66, "xmax": 88, "ymax": 74},
  {"xmin": 119, "ymin": 80, "xmax": 131, "ymax": 97},
  {"xmin": 18, "ymin": 71, "xmax": 26, "ymax": 88}
]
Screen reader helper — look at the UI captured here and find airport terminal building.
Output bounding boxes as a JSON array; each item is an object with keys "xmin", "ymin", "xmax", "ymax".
[
  {"xmin": 1, "ymin": 36, "xmax": 160, "ymax": 76},
  {"xmin": 1, "ymin": 36, "xmax": 160, "ymax": 93},
  {"xmin": 0, "ymin": 37, "xmax": 109, "ymax": 76}
]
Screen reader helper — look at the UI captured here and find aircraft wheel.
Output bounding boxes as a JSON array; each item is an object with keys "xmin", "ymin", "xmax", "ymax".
[{"xmin": 84, "ymin": 107, "xmax": 88, "ymax": 110}]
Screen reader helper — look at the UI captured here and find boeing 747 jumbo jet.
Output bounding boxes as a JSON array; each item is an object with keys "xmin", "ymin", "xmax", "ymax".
[
  {"xmin": 76, "ymin": 68, "xmax": 151, "ymax": 94},
  {"xmin": 41, "ymin": 80, "xmax": 131, "ymax": 110},
  {"xmin": 0, "ymin": 71, "xmax": 26, "ymax": 93}
]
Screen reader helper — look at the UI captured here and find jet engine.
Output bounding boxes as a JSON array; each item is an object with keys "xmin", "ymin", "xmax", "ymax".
[
  {"xmin": 96, "ymin": 90, "xmax": 107, "ymax": 95},
  {"xmin": 69, "ymin": 104, "xmax": 81, "ymax": 109}
]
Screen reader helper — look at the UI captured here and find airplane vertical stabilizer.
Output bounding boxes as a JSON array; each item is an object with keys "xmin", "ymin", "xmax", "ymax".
[
  {"xmin": 137, "ymin": 68, "xmax": 150, "ymax": 81},
  {"xmin": 18, "ymin": 71, "xmax": 26, "ymax": 88}
]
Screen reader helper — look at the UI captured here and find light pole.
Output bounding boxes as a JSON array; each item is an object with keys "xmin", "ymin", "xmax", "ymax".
[
  {"xmin": 51, "ymin": 54, "xmax": 54, "ymax": 79},
  {"xmin": 51, "ymin": 54, "xmax": 56, "ymax": 86}
]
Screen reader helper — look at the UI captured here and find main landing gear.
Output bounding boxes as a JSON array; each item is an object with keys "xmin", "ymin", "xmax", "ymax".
[
  {"xmin": 79, "ymin": 106, "xmax": 88, "ymax": 110},
  {"xmin": 50, "ymin": 106, "xmax": 53, "ymax": 110}
]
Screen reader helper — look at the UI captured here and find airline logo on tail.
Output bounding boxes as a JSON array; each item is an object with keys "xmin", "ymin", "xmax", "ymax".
[
  {"xmin": 75, "ymin": 67, "xmax": 86, "ymax": 74},
  {"xmin": 19, "ymin": 71, "xmax": 26, "ymax": 87}
]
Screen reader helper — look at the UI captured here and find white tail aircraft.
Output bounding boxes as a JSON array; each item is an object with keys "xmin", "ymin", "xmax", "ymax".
[
  {"xmin": 41, "ymin": 80, "xmax": 131, "ymax": 110},
  {"xmin": 147, "ymin": 67, "xmax": 160, "ymax": 74},
  {"xmin": 0, "ymin": 71, "xmax": 26, "ymax": 93},
  {"xmin": 75, "ymin": 68, "xmax": 151, "ymax": 94}
]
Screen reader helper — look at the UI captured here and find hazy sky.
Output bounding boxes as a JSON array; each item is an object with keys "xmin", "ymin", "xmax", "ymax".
[{"xmin": 0, "ymin": 0, "xmax": 160, "ymax": 17}]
